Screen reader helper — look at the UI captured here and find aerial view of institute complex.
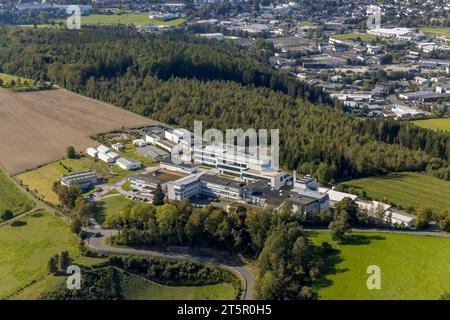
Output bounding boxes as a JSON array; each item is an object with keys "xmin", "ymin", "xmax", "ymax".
[{"xmin": 0, "ymin": 0, "xmax": 449, "ymax": 311}]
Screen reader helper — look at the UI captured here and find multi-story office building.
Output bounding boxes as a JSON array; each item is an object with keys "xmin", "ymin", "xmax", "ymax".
[
  {"xmin": 193, "ymin": 143, "xmax": 291, "ymax": 189},
  {"xmin": 167, "ymin": 171, "xmax": 245, "ymax": 201}
]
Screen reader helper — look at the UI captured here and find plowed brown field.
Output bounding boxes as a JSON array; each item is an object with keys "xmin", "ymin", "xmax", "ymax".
[{"xmin": 0, "ymin": 89, "xmax": 154, "ymax": 175}]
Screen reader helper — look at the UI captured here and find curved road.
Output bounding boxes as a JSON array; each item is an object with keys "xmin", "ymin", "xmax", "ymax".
[{"xmin": 86, "ymin": 229, "xmax": 255, "ymax": 300}]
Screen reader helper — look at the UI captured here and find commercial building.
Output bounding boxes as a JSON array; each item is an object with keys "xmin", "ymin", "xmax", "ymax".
[
  {"xmin": 193, "ymin": 143, "xmax": 291, "ymax": 189},
  {"xmin": 160, "ymin": 161, "xmax": 199, "ymax": 174},
  {"xmin": 367, "ymin": 27, "xmax": 412, "ymax": 39},
  {"xmin": 129, "ymin": 174, "xmax": 160, "ymax": 195},
  {"xmin": 166, "ymin": 171, "xmax": 245, "ymax": 201},
  {"xmin": 167, "ymin": 172, "xmax": 204, "ymax": 201},
  {"xmin": 199, "ymin": 173, "xmax": 245, "ymax": 201},
  {"xmin": 116, "ymin": 157, "xmax": 141, "ymax": 170},
  {"xmin": 391, "ymin": 104, "xmax": 425, "ymax": 118},
  {"xmin": 60, "ymin": 171, "xmax": 98, "ymax": 190}
]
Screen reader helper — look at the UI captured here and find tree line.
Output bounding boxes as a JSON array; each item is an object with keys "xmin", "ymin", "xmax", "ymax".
[{"xmin": 0, "ymin": 27, "xmax": 448, "ymax": 181}]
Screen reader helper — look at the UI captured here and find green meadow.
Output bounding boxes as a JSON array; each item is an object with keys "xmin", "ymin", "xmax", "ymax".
[
  {"xmin": 413, "ymin": 118, "xmax": 450, "ymax": 132},
  {"xmin": 0, "ymin": 169, "xmax": 34, "ymax": 216},
  {"xmin": 120, "ymin": 272, "xmax": 236, "ymax": 300},
  {"xmin": 310, "ymin": 232, "xmax": 450, "ymax": 300},
  {"xmin": 0, "ymin": 210, "xmax": 79, "ymax": 299},
  {"xmin": 340, "ymin": 172, "xmax": 450, "ymax": 211},
  {"xmin": 94, "ymin": 195, "xmax": 138, "ymax": 225}
]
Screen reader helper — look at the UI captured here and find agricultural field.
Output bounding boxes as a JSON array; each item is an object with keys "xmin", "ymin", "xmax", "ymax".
[
  {"xmin": 0, "ymin": 169, "xmax": 34, "ymax": 216},
  {"xmin": 54, "ymin": 13, "xmax": 185, "ymax": 26},
  {"xmin": 413, "ymin": 118, "xmax": 450, "ymax": 132},
  {"xmin": 339, "ymin": 172, "xmax": 450, "ymax": 211},
  {"xmin": 420, "ymin": 26, "xmax": 450, "ymax": 36},
  {"xmin": 0, "ymin": 89, "xmax": 154, "ymax": 175},
  {"xmin": 0, "ymin": 210, "xmax": 79, "ymax": 299},
  {"xmin": 310, "ymin": 232, "xmax": 450, "ymax": 300},
  {"xmin": 94, "ymin": 195, "xmax": 138, "ymax": 225},
  {"xmin": 332, "ymin": 33, "xmax": 377, "ymax": 42},
  {"xmin": 120, "ymin": 272, "xmax": 236, "ymax": 300}
]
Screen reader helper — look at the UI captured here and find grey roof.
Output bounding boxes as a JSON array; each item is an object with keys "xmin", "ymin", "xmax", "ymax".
[
  {"xmin": 199, "ymin": 173, "xmax": 244, "ymax": 189},
  {"xmin": 130, "ymin": 174, "xmax": 159, "ymax": 184}
]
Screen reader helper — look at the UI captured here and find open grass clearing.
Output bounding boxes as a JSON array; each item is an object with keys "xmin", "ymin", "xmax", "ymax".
[
  {"xmin": 0, "ymin": 168, "xmax": 35, "ymax": 216},
  {"xmin": 339, "ymin": 172, "xmax": 450, "ymax": 211},
  {"xmin": 413, "ymin": 118, "xmax": 450, "ymax": 132},
  {"xmin": 309, "ymin": 231, "xmax": 450, "ymax": 300},
  {"xmin": 0, "ymin": 210, "xmax": 79, "ymax": 299}
]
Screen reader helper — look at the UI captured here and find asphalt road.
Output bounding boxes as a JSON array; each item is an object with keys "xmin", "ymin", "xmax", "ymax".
[{"xmin": 86, "ymin": 229, "xmax": 255, "ymax": 300}]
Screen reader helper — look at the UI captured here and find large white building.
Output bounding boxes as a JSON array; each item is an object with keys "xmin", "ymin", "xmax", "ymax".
[
  {"xmin": 166, "ymin": 171, "xmax": 245, "ymax": 201},
  {"xmin": 367, "ymin": 27, "xmax": 413, "ymax": 39},
  {"xmin": 193, "ymin": 143, "xmax": 291, "ymax": 189}
]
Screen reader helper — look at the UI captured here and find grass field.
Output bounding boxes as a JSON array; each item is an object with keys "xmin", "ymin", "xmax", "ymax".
[
  {"xmin": 119, "ymin": 272, "xmax": 236, "ymax": 300},
  {"xmin": 16, "ymin": 154, "xmax": 146, "ymax": 204},
  {"xmin": 94, "ymin": 195, "xmax": 138, "ymax": 225},
  {"xmin": 413, "ymin": 118, "xmax": 450, "ymax": 132},
  {"xmin": 340, "ymin": 172, "xmax": 450, "ymax": 211},
  {"xmin": 310, "ymin": 232, "xmax": 450, "ymax": 300},
  {"xmin": 16, "ymin": 158, "xmax": 94, "ymax": 204},
  {"xmin": 332, "ymin": 33, "xmax": 377, "ymax": 42},
  {"xmin": 0, "ymin": 169, "xmax": 34, "ymax": 215},
  {"xmin": 420, "ymin": 26, "xmax": 450, "ymax": 36},
  {"xmin": 53, "ymin": 14, "xmax": 185, "ymax": 26},
  {"xmin": 0, "ymin": 210, "xmax": 79, "ymax": 299},
  {"xmin": 0, "ymin": 89, "xmax": 154, "ymax": 175},
  {"xmin": 0, "ymin": 72, "xmax": 31, "ymax": 84}
]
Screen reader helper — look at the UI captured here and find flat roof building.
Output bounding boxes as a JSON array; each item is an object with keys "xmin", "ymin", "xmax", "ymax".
[
  {"xmin": 116, "ymin": 157, "xmax": 141, "ymax": 171},
  {"xmin": 60, "ymin": 171, "xmax": 98, "ymax": 190}
]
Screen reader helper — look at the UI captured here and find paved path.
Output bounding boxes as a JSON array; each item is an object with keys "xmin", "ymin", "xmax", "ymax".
[{"xmin": 85, "ymin": 229, "xmax": 254, "ymax": 300}]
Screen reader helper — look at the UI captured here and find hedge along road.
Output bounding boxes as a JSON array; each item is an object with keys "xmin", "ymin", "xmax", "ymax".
[{"xmin": 85, "ymin": 228, "xmax": 255, "ymax": 300}]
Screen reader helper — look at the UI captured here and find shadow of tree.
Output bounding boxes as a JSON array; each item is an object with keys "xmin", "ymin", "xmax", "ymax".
[
  {"xmin": 31, "ymin": 212, "xmax": 44, "ymax": 218},
  {"xmin": 313, "ymin": 247, "xmax": 346, "ymax": 289},
  {"xmin": 11, "ymin": 220, "xmax": 27, "ymax": 227},
  {"xmin": 341, "ymin": 234, "xmax": 385, "ymax": 246}
]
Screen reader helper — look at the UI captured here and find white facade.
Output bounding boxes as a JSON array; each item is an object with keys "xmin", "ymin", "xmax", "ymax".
[
  {"xmin": 367, "ymin": 28, "xmax": 412, "ymax": 39},
  {"xmin": 116, "ymin": 157, "xmax": 141, "ymax": 170},
  {"xmin": 98, "ymin": 152, "xmax": 116, "ymax": 164},
  {"xmin": 86, "ymin": 147, "xmax": 98, "ymax": 158},
  {"xmin": 97, "ymin": 145, "xmax": 110, "ymax": 154},
  {"xmin": 133, "ymin": 139, "xmax": 147, "ymax": 147}
]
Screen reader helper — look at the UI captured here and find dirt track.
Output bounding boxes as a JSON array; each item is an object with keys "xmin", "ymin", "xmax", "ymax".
[{"xmin": 0, "ymin": 89, "xmax": 154, "ymax": 175}]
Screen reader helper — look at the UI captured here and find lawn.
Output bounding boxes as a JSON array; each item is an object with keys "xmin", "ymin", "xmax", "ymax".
[
  {"xmin": 0, "ymin": 210, "xmax": 79, "ymax": 299},
  {"xmin": 119, "ymin": 271, "xmax": 236, "ymax": 300},
  {"xmin": 94, "ymin": 195, "xmax": 138, "ymax": 225},
  {"xmin": 420, "ymin": 26, "xmax": 450, "ymax": 37},
  {"xmin": 0, "ymin": 72, "xmax": 51, "ymax": 92},
  {"xmin": 54, "ymin": 14, "xmax": 185, "ymax": 27},
  {"xmin": 339, "ymin": 172, "xmax": 450, "ymax": 211},
  {"xmin": 309, "ymin": 232, "xmax": 450, "ymax": 300},
  {"xmin": 16, "ymin": 156, "xmax": 139, "ymax": 204},
  {"xmin": 413, "ymin": 118, "xmax": 450, "ymax": 132},
  {"xmin": 0, "ymin": 169, "xmax": 35, "ymax": 216},
  {"xmin": 16, "ymin": 158, "xmax": 92, "ymax": 204},
  {"xmin": 332, "ymin": 33, "xmax": 377, "ymax": 42}
]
